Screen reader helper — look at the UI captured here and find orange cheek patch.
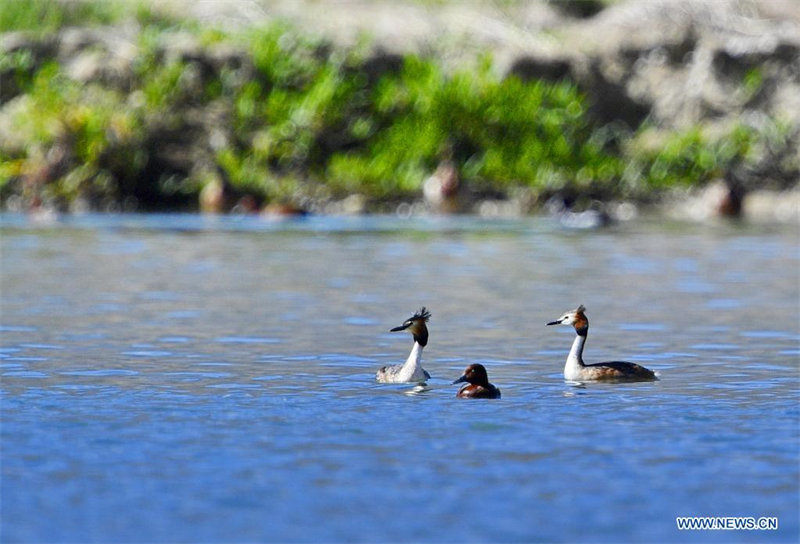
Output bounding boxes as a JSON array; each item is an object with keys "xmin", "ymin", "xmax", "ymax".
[{"xmin": 573, "ymin": 316, "xmax": 589, "ymax": 336}]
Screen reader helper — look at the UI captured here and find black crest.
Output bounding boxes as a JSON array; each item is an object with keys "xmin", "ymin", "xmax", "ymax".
[{"xmin": 412, "ymin": 307, "xmax": 431, "ymax": 322}]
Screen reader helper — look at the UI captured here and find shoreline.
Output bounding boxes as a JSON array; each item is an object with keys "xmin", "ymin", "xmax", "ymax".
[{"xmin": 4, "ymin": 184, "xmax": 798, "ymax": 226}]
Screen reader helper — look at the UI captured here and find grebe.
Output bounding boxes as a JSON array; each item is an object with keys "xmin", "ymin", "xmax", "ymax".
[
  {"xmin": 376, "ymin": 307, "xmax": 432, "ymax": 383},
  {"xmin": 547, "ymin": 305, "xmax": 658, "ymax": 382},
  {"xmin": 453, "ymin": 363, "xmax": 501, "ymax": 399}
]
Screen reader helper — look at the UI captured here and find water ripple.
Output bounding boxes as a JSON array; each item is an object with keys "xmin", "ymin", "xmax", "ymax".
[
  {"xmin": 214, "ymin": 336, "xmax": 281, "ymax": 344},
  {"xmin": 60, "ymin": 369, "xmax": 139, "ymax": 377},
  {"xmin": 3, "ymin": 371, "xmax": 48, "ymax": 378},
  {"xmin": 690, "ymin": 343, "xmax": 740, "ymax": 350}
]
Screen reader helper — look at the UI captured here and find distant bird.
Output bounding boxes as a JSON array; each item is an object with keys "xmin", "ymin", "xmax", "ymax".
[
  {"xmin": 199, "ymin": 177, "xmax": 227, "ymax": 213},
  {"xmin": 707, "ymin": 179, "xmax": 744, "ymax": 218},
  {"xmin": 547, "ymin": 305, "xmax": 658, "ymax": 382},
  {"xmin": 261, "ymin": 201, "xmax": 308, "ymax": 217},
  {"xmin": 200, "ymin": 166, "xmax": 261, "ymax": 214},
  {"xmin": 423, "ymin": 159, "xmax": 461, "ymax": 213},
  {"xmin": 546, "ymin": 197, "xmax": 611, "ymax": 229},
  {"xmin": 675, "ymin": 179, "xmax": 744, "ymax": 222},
  {"xmin": 376, "ymin": 307, "xmax": 432, "ymax": 383},
  {"xmin": 452, "ymin": 363, "xmax": 501, "ymax": 399}
]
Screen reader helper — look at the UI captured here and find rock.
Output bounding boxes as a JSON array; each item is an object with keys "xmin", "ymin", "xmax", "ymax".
[
  {"xmin": 53, "ymin": 27, "xmax": 139, "ymax": 89},
  {"xmin": 553, "ymin": 0, "xmax": 800, "ymax": 131},
  {"xmin": 1, "ymin": 31, "xmax": 57, "ymax": 59},
  {"xmin": 744, "ymin": 188, "xmax": 800, "ymax": 223},
  {"xmin": 64, "ymin": 49, "xmax": 106, "ymax": 82},
  {"xmin": 340, "ymin": 193, "xmax": 366, "ymax": 215}
]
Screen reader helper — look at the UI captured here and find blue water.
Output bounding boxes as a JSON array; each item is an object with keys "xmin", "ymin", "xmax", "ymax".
[{"xmin": 1, "ymin": 213, "xmax": 798, "ymax": 542}]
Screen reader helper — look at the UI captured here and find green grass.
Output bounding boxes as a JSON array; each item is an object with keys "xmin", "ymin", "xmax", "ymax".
[
  {"xmin": 1, "ymin": 8, "xmax": 794, "ymax": 212},
  {"xmin": 0, "ymin": 0, "xmax": 188, "ymax": 34},
  {"xmin": 218, "ymin": 31, "xmax": 627, "ymax": 203},
  {"xmin": 0, "ymin": 0, "xmax": 120, "ymax": 33},
  {"xmin": 324, "ymin": 57, "xmax": 620, "ymax": 197}
]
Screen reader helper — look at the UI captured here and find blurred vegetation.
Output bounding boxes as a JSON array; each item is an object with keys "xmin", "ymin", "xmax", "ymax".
[
  {"xmin": 0, "ymin": 0, "xmax": 120, "ymax": 33},
  {"xmin": 0, "ymin": 0, "xmax": 796, "ymax": 213},
  {"xmin": 0, "ymin": 0, "xmax": 187, "ymax": 33}
]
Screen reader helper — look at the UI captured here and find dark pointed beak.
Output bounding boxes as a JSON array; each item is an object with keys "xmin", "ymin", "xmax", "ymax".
[
  {"xmin": 452, "ymin": 375, "xmax": 467, "ymax": 385},
  {"xmin": 390, "ymin": 324, "xmax": 410, "ymax": 332}
]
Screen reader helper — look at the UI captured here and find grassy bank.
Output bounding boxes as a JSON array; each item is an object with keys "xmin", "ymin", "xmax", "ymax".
[{"xmin": 0, "ymin": 1, "xmax": 795, "ymax": 213}]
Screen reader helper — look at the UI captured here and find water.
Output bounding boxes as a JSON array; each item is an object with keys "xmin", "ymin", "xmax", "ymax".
[{"xmin": 1, "ymin": 213, "xmax": 798, "ymax": 543}]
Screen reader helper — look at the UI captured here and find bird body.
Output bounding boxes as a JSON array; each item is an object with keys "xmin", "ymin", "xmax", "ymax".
[
  {"xmin": 376, "ymin": 307, "xmax": 432, "ymax": 384},
  {"xmin": 453, "ymin": 363, "xmax": 501, "ymax": 399},
  {"xmin": 547, "ymin": 305, "xmax": 657, "ymax": 382}
]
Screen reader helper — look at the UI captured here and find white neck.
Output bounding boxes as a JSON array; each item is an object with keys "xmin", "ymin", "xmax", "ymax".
[
  {"xmin": 396, "ymin": 341, "xmax": 425, "ymax": 382},
  {"xmin": 564, "ymin": 332, "xmax": 586, "ymax": 380}
]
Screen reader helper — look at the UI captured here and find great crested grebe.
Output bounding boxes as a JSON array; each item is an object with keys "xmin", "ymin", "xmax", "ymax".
[
  {"xmin": 452, "ymin": 363, "xmax": 501, "ymax": 399},
  {"xmin": 376, "ymin": 307, "xmax": 432, "ymax": 383},
  {"xmin": 547, "ymin": 305, "xmax": 658, "ymax": 382}
]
